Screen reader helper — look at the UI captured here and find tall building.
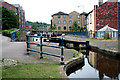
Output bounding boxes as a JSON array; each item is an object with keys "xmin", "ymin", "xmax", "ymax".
[
  {"xmin": 51, "ymin": 11, "xmax": 87, "ymax": 31},
  {"xmin": 0, "ymin": 1, "xmax": 25, "ymax": 28}
]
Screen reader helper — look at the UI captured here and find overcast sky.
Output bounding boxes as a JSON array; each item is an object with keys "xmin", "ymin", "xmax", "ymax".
[{"xmin": 4, "ymin": 0, "xmax": 119, "ymax": 24}]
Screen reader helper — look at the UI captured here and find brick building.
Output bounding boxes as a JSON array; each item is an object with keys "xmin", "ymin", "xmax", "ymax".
[
  {"xmin": 51, "ymin": 11, "xmax": 87, "ymax": 31},
  {"xmin": 1, "ymin": 1, "xmax": 25, "ymax": 28},
  {"xmin": 87, "ymin": 0, "xmax": 120, "ymax": 39},
  {"xmin": 96, "ymin": 0, "xmax": 120, "ymax": 30}
]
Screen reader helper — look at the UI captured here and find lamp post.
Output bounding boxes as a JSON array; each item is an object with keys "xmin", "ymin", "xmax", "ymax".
[
  {"xmin": 78, "ymin": 5, "xmax": 84, "ymax": 13},
  {"xmin": 16, "ymin": 8, "xmax": 19, "ymax": 29}
]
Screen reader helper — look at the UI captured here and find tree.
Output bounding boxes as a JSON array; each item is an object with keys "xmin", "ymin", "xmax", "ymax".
[
  {"xmin": 49, "ymin": 23, "xmax": 56, "ymax": 31},
  {"xmin": 31, "ymin": 23, "xmax": 39, "ymax": 30},
  {"xmin": 2, "ymin": 7, "xmax": 18, "ymax": 30},
  {"xmin": 70, "ymin": 21, "xmax": 78, "ymax": 31}
]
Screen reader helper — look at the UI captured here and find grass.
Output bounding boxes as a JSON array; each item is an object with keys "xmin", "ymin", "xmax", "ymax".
[{"xmin": 2, "ymin": 63, "xmax": 63, "ymax": 78}]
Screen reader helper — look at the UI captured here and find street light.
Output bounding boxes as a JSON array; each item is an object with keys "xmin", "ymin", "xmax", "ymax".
[
  {"xmin": 16, "ymin": 8, "xmax": 19, "ymax": 29},
  {"xmin": 77, "ymin": 5, "xmax": 84, "ymax": 13}
]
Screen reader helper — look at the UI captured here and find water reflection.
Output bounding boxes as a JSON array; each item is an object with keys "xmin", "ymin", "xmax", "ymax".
[
  {"xmin": 88, "ymin": 51, "xmax": 120, "ymax": 80},
  {"xmin": 67, "ymin": 51, "xmax": 120, "ymax": 80}
]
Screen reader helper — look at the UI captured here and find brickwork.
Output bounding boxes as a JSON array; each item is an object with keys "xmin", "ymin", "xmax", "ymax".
[
  {"xmin": 51, "ymin": 11, "xmax": 87, "ymax": 31},
  {"xmin": 1, "ymin": 1, "xmax": 17, "ymax": 12},
  {"xmin": 1, "ymin": 1, "xmax": 25, "ymax": 28},
  {"xmin": 96, "ymin": 2, "xmax": 120, "ymax": 30}
]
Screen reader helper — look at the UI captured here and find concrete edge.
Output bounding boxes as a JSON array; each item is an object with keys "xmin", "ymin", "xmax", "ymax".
[
  {"xmin": 63, "ymin": 53, "xmax": 84, "ymax": 76},
  {"xmin": 90, "ymin": 45, "xmax": 120, "ymax": 58}
]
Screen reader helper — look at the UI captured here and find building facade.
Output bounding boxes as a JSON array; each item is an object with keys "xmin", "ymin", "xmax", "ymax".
[
  {"xmin": 87, "ymin": 0, "xmax": 120, "ymax": 39},
  {"xmin": 1, "ymin": 1, "xmax": 25, "ymax": 28},
  {"xmin": 51, "ymin": 11, "xmax": 87, "ymax": 31}
]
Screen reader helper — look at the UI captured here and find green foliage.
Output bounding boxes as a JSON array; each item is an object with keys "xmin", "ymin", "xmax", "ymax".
[
  {"xmin": 103, "ymin": 32, "xmax": 111, "ymax": 40},
  {"xmin": 2, "ymin": 7, "xmax": 18, "ymax": 30},
  {"xmin": 2, "ymin": 28, "xmax": 20, "ymax": 38},
  {"xmin": 20, "ymin": 27, "xmax": 26, "ymax": 30},
  {"xmin": 26, "ymin": 21, "xmax": 50, "ymax": 28},
  {"xmin": 70, "ymin": 21, "xmax": 78, "ymax": 31},
  {"xmin": 72, "ymin": 51, "xmax": 76, "ymax": 57},
  {"xmin": 15, "ymin": 31, "xmax": 21, "ymax": 38},
  {"xmin": 70, "ymin": 21, "xmax": 87, "ymax": 31},
  {"xmin": 2, "ymin": 30, "xmax": 10, "ymax": 37},
  {"xmin": 31, "ymin": 23, "xmax": 39, "ymax": 30},
  {"xmin": 49, "ymin": 24, "xmax": 56, "ymax": 31}
]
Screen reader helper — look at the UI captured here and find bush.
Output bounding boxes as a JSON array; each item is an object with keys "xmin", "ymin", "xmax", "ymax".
[
  {"xmin": 15, "ymin": 31, "xmax": 21, "ymax": 38},
  {"xmin": 103, "ymin": 32, "xmax": 111, "ymax": 40},
  {"xmin": 2, "ymin": 28, "xmax": 21, "ymax": 38},
  {"xmin": 2, "ymin": 30, "xmax": 10, "ymax": 37}
]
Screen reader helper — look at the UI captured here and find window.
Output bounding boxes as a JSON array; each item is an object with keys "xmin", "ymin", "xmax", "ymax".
[
  {"xmin": 78, "ymin": 20, "xmax": 80, "ymax": 24},
  {"xmin": 58, "ymin": 21, "xmax": 61, "ymax": 24},
  {"xmin": 63, "ymin": 20, "xmax": 66, "ymax": 24},
  {"xmin": 64, "ymin": 26, "xmax": 66, "ymax": 30},
  {"xmin": 69, "ymin": 26, "xmax": 71, "ymax": 29},
  {"xmin": 78, "ymin": 15, "xmax": 80, "ymax": 18},
  {"xmin": 58, "ymin": 26, "xmax": 61, "ymax": 30},
  {"xmin": 58, "ymin": 16, "xmax": 60, "ymax": 19},
  {"xmin": 63, "ymin": 15, "xmax": 66, "ymax": 18},
  {"xmin": 69, "ymin": 15, "xmax": 72, "ymax": 18},
  {"xmin": 69, "ymin": 20, "xmax": 72, "ymax": 24},
  {"xmin": 10, "ymin": 6, "xmax": 12, "ymax": 8}
]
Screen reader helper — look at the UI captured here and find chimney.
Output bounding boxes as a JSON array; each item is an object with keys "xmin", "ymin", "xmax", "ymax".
[{"xmin": 99, "ymin": 0, "xmax": 103, "ymax": 6}]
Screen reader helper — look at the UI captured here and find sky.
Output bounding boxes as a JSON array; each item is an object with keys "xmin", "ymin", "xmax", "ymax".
[{"xmin": 4, "ymin": 0, "xmax": 119, "ymax": 24}]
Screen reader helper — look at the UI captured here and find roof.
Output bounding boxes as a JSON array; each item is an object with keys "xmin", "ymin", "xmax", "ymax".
[
  {"xmin": 52, "ymin": 11, "xmax": 68, "ymax": 17},
  {"xmin": 69, "ymin": 11, "xmax": 80, "ymax": 14},
  {"xmin": 80, "ymin": 12, "xmax": 88, "ymax": 16},
  {"xmin": 98, "ymin": 25, "xmax": 118, "ymax": 31}
]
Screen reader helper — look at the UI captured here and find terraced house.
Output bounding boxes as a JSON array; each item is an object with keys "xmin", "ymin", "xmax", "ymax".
[{"xmin": 51, "ymin": 11, "xmax": 87, "ymax": 31}]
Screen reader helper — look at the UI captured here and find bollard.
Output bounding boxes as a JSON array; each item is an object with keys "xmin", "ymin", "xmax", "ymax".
[
  {"xmin": 61, "ymin": 34, "xmax": 65, "ymax": 65},
  {"xmin": 86, "ymin": 41, "xmax": 89, "ymax": 49},
  {"xmin": 26, "ymin": 32, "xmax": 30, "ymax": 55},
  {"xmin": 40, "ymin": 37, "xmax": 43, "ymax": 59},
  {"xmin": 26, "ymin": 35, "xmax": 30, "ymax": 55}
]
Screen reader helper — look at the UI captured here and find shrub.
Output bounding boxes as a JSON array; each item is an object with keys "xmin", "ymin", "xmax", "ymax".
[
  {"xmin": 2, "ymin": 30, "xmax": 10, "ymax": 37},
  {"xmin": 2, "ymin": 28, "xmax": 21, "ymax": 38},
  {"xmin": 15, "ymin": 31, "xmax": 21, "ymax": 38},
  {"xmin": 72, "ymin": 52, "xmax": 76, "ymax": 58},
  {"xmin": 103, "ymin": 32, "xmax": 111, "ymax": 40}
]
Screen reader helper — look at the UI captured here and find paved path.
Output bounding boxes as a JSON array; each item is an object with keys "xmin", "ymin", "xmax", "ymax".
[
  {"xmin": 65, "ymin": 35, "xmax": 119, "ymax": 52},
  {"xmin": 1, "ymin": 34, "xmax": 78, "ymax": 64}
]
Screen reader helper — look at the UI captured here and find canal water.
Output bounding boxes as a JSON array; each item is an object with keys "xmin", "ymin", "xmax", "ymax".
[{"xmin": 67, "ymin": 51, "xmax": 120, "ymax": 80}]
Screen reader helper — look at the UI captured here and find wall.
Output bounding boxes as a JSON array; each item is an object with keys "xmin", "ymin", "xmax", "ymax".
[
  {"xmin": 88, "ymin": 10, "xmax": 95, "ymax": 32},
  {"xmin": 96, "ymin": 2, "xmax": 120, "ymax": 30}
]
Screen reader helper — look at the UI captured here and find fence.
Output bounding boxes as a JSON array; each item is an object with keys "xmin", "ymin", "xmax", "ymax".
[
  {"xmin": 26, "ymin": 32, "xmax": 65, "ymax": 65},
  {"xmin": 68, "ymin": 31, "xmax": 118, "ymax": 39},
  {"xmin": 68, "ymin": 31, "xmax": 88, "ymax": 37},
  {"xmin": 11, "ymin": 29, "xmax": 20, "ymax": 41}
]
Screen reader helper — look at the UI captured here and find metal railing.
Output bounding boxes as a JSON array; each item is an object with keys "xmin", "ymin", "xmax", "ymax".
[
  {"xmin": 11, "ymin": 29, "xmax": 20, "ymax": 41},
  {"xmin": 26, "ymin": 32, "xmax": 65, "ymax": 65}
]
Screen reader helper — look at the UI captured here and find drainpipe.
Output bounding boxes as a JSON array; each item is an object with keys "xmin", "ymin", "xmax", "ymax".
[
  {"xmin": 95, "ymin": 5, "xmax": 96, "ymax": 32},
  {"xmin": 117, "ymin": 0, "xmax": 119, "ymax": 40}
]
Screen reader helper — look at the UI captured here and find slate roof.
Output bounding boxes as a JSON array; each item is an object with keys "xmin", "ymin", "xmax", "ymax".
[{"xmin": 52, "ymin": 11, "xmax": 68, "ymax": 17}]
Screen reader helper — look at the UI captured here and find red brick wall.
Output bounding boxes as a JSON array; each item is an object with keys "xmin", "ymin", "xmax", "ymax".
[
  {"xmin": 96, "ymin": 2, "xmax": 120, "ymax": 30},
  {"xmin": 1, "ymin": 1, "xmax": 17, "ymax": 12}
]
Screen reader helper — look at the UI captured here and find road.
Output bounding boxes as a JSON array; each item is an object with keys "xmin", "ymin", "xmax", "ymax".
[
  {"xmin": 65, "ymin": 35, "xmax": 119, "ymax": 52},
  {"xmin": 1, "ymin": 34, "xmax": 77, "ymax": 64}
]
